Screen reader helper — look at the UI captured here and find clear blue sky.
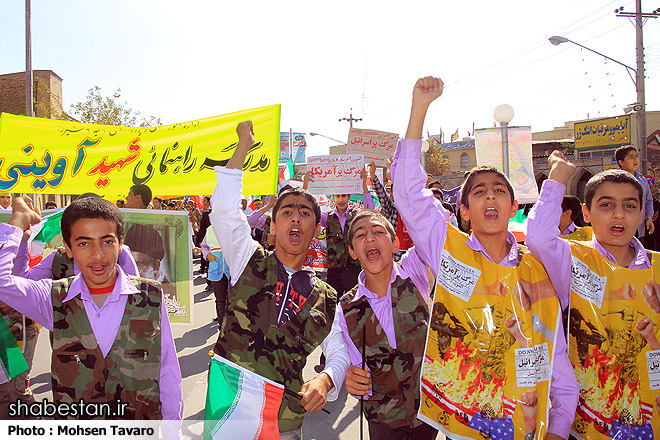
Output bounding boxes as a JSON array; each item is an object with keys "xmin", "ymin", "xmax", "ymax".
[{"xmin": 2, "ymin": 0, "xmax": 659, "ymax": 157}]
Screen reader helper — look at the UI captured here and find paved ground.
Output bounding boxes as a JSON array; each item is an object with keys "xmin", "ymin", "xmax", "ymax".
[{"xmin": 28, "ymin": 257, "xmax": 376, "ymax": 439}]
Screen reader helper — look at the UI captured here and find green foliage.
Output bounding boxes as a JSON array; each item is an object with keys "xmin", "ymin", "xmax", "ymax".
[
  {"xmin": 424, "ymin": 142, "xmax": 450, "ymax": 176},
  {"xmin": 69, "ymin": 86, "xmax": 161, "ymax": 127}
]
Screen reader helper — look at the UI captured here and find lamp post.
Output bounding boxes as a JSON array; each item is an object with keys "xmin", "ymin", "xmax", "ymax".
[
  {"xmin": 549, "ymin": 34, "xmax": 647, "ymax": 174},
  {"xmin": 494, "ymin": 104, "xmax": 514, "ymax": 177},
  {"xmin": 309, "ymin": 132, "xmax": 345, "ymax": 145}
]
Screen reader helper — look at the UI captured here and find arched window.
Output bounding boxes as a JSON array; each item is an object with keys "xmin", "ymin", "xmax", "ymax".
[{"xmin": 461, "ymin": 152, "xmax": 469, "ymax": 168}]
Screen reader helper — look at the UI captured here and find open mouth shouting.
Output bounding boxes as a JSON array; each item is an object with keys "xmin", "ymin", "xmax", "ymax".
[
  {"xmin": 289, "ymin": 226, "xmax": 302, "ymax": 245},
  {"xmin": 365, "ymin": 246, "xmax": 381, "ymax": 263},
  {"xmin": 483, "ymin": 207, "xmax": 499, "ymax": 221},
  {"xmin": 609, "ymin": 223, "xmax": 626, "ymax": 236}
]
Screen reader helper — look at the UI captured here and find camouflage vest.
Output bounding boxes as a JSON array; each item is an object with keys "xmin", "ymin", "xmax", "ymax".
[
  {"xmin": 260, "ymin": 214, "xmax": 272, "ymax": 248},
  {"xmin": 215, "ymin": 246, "xmax": 336, "ymax": 432},
  {"xmin": 50, "ymin": 275, "xmax": 162, "ymax": 420},
  {"xmin": 51, "ymin": 247, "xmax": 75, "ymax": 280},
  {"xmin": 340, "ymin": 274, "xmax": 429, "ymax": 428},
  {"xmin": 326, "ymin": 209, "xmax": 359, "ymax": 269}
]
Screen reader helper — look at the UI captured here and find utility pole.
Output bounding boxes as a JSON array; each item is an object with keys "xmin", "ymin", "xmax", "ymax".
[
  {"xmin": 616, "ymin": 2, "xmax": 660, "ymax": 175},
  {"xmin": 25, "ymin": 0, "xmax": 33, "ymax": 117},
  {"xmin": 339, "ymin": 108, "xmax": 362, "ymax": 128}
]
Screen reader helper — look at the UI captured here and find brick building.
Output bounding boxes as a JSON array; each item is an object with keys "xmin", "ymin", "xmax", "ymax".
[{"xmin": 0, "ymin": 70, "xmax": 71, "ymax": 208}]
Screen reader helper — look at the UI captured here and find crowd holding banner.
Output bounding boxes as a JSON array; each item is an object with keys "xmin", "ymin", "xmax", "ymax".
[{"xmin": 1, "ymin": 76, "xmax": 660, "ymax": 440}]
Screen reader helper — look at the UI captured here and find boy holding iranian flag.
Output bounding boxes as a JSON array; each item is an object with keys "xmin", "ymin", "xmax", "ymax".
[{"xmin": 204, "ymin": 121, "xmax": 349, "ymax": 440}]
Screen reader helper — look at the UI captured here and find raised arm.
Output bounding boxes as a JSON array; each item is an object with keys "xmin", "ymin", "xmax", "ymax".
[
  {"xmin": 360, "ymin": 169, "xmax": 375, "ymax": 210},
  {"xmin": 247, "ymin": 195, "xmax": 276, "ymax": 228},
  {"xmin": 209, "ymin": 121, "xmax": 259, "ymax": 287},
  {"xmin": 526, "ymin": 151, "xmax": 576, "ymax": 310},
  {"xmin": 391, "ymin": 76, "xmax": 449, "ymax": 276},
  {"xmin": 370, "ymin": 163, "xmax": 397, "ymax": 228},
  {"xmin": 0, "ymin": 197, "xmax": 54, "ymax": 329}
]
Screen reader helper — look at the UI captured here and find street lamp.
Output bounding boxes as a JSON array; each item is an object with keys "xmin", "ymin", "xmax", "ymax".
[
  {"xmin": 309, "ymin": 132, "xmax": 345, "ymax": 145},
  {"xmin": 494, "ymin": 104, "xmax": 514, "ymax": 177},
  {"xmin": 548, "ymin": 35, "xmax": 647, "ymax": 174}
]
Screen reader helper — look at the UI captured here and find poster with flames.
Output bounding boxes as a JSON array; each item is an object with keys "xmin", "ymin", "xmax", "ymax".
[
  {"xmin": 418, "ymin": 227, "xmax": 560, "ymax": 439},
  {"xmin": 568, "ymin": 242, "xmax": 660, "ymax": 440}
]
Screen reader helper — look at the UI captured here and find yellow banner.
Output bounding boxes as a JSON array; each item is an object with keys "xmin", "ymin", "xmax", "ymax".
[
  {"xmin": 419, "ymin": 226, "xmax": 559, "ymax": 439},
  {"xmin": 0, "ymin": 105, "xmax": 280, "ymax": 196},
  {"xmin": 568, "ymin": 241, "xmax": 660, "ymax": 440},
  {"xmin": 574, "ymin": 115, "xmax": 631, "ymax": 150}
]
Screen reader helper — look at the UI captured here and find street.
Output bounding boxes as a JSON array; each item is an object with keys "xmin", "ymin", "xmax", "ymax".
[{"xmin": 27, "ymin": 257, "xmax": 373, "ymax": 439}]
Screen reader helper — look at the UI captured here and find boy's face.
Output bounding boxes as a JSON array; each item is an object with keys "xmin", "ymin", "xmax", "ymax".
[
  {"xmin": 349, "ymin": 217, "xmax": 398, "ymax": 276},
  {"xmin": 333, "ymin": 194, "xmax": 349, "ymax": 212},
  {"xmin": 618, "ymin": 150, "xmax": 639, "ymax": 173},
  {"xmin": 271, "ymin": 194, "xmax": 320, "ymax": 257},
  {"xmin": 64, "ymin": 218, "xmax": 122, "ymax": 290},
  {"xmin": 254, "ymin": 201, "xmax": 263, "ymax": 210},
  {"xmin": 0, "ymin": 194, "xmax": 11, "ymax": 209},
  {"xmin": 583, "ymin": 182, "xmax": 643, "ymax": 248},
  {"xmin": 460, "ymin": 172, "xmax": 518, "ymax": 236}
]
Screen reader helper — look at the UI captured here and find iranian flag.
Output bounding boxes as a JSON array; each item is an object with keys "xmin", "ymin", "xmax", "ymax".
[
  {"xmin": 204, "ymin": 355, "xmax": 284, "ymax": 440},
  {"xmin": 0, "ymin": 316, "xmax": 28, "ymax": 384},
  {"xmin": 27, "ymin": 209, "xmax": 64, "ymax": 267},
  {"xmin": 278, "ymin": 158, "xmax": 294, "ymax": 180}
]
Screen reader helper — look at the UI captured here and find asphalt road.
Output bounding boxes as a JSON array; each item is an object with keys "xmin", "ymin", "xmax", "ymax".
[{"xmin": 28, "ymin": 257, "xmax": 374, "ymax": 439}]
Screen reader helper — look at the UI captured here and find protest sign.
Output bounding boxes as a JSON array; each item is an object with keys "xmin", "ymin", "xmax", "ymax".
[
  {"xmin": 0, "ymin": 105, "xmax": 280, "ymax": 197},
  {"xmin": 279, "ymin": 132, "xmax": 307, "ymax": 164},
  {"xmin": 346, "ymin": 128, "xmax": 398, "ymax": 167},
  {"xmin": 474, "ymin": 126, "xmax": 538, "ymax": 204},
  {"xmin": 0, "ymin": 209, "xmax": 193, "ymax": 324},
  {"xmin": 306, "ymin": 154, "xmax": 364, "ymax": 195},
  {"xmin": 567, "ymin": 242, "xmax": 660, "ymax": 439},
  {"xmin": 419, "ymin": 227, "xmax": 559, "ymax": 439}
]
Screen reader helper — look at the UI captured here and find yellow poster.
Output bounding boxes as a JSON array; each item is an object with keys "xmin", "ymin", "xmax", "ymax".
[
  {"xmin": 568, "ymin": 241, "xmax": 660, "ymax": 439},
  {"xmin": 419, "ymin": 226, "xmax": 560, "ymax": 439},
  {"xmin": 0, "ymin": 105, "xmax": 280, "ymax": 196}
]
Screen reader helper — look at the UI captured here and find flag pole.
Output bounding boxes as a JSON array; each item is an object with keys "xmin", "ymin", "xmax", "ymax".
[{"xmin": 360, "ymin": 325, "xmax": 366, "ymax": 440}]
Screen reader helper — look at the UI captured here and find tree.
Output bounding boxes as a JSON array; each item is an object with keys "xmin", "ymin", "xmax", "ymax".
[
  {"xmin": 69, "ymin": 86, "xmax": 161, "ymax": 127},
  {"xmin": 425, "ymin": 141, "xmax": 450, "ymax": 176}
]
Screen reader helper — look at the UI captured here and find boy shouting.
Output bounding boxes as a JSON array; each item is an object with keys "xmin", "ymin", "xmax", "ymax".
[
  {"xmin": 391, "ymin": 76, "xmax": 578, "ymax": 440},
  {"xmin": 527, "ymin": 151, "xmax": 660, "ymax": 439},
  {"xmin": 0, "ymin": 196, "xmax": 182, "ymax": 423}
]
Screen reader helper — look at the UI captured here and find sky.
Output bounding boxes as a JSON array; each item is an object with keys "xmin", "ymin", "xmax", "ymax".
[{"xmin": 1, "ymin": 0, "xmax": 659, "ymax": 158}]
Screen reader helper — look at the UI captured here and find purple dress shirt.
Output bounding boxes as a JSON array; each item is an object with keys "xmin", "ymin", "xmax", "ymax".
[
  {"xmin": 336, "ymin": 247, "xmax": 430, "ymax": 371},
  {"xmin": 392, "ymin": 138, "xmax": 579, "ymax": 439},
  {"xmin": 635, "ymin": 170, "xmax": 655, "ymax": 237},
  {"xmin": 320, "ymin": 193, "xmax": 375, "ymax": 230},
  {"xmin": 247, "ymin": 209, "xmax": 268, "ymax": 230},
  {"xmin": 0, "ymin": 224, "xmax": 183, "ymax": 421}
]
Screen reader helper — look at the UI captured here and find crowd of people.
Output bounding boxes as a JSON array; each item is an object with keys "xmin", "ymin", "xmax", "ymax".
[{"xmin": 0, "ymin": 76, "xmax": 658, "ymax": 440}]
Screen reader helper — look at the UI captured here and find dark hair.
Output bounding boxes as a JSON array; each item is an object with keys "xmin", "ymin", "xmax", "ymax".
[
  {"xmin": 61, "ymin": 197, "xmax": 124, "ymax": 247},
  {"xmin": 460, "ymin": 166, "xmax": 515, "ymax": 208},
  {"xmin": 130, "ymin": 184, "xmax": 153, "ymax": 206},
  {"xmin": 124, "ymin": 224, "xmax": 165, "ymax": 261},
  {"xmin": 277, "ymin": 184, "xmax": 293, "ymax": 196},
  {"xmin": 614, "ymin": 145, "xmax": 637, "ymax": 168},
  {"xmin": 153, "ymin": 196, "xmax": 163, "ymax": 203},
  {"xmin": 561, "ymin": 195, "xmax": 582, "ymax": 222},
  {"xmin": 428, "ymin": 180, "xmax": 442, "ymax": 189},
  {"xmin": 203, "ymin": 196, "xmax": 211, "ymax": 203},
  {"xmin": 44, "ymin": 201, "xmax": 57, "ymax": 209},
  {"xmin": 431, "ymin": 187, "xmax": 444, "ymax": 198},
  {"xmin": 584, "ymin": 169, "xmax": 643, "ymax": 210},
  {"xmin": 272, "ymin": 187, "xmax": 321, "ymax": 225},
  {"xmin": 347, "ymin": 209, "xmax": 396, "ymax": 246}
]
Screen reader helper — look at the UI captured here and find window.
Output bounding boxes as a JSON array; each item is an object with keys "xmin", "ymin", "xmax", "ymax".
[{"xmin": 461, "ymin": 152, "xmax": 469, "ymax": 168}]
